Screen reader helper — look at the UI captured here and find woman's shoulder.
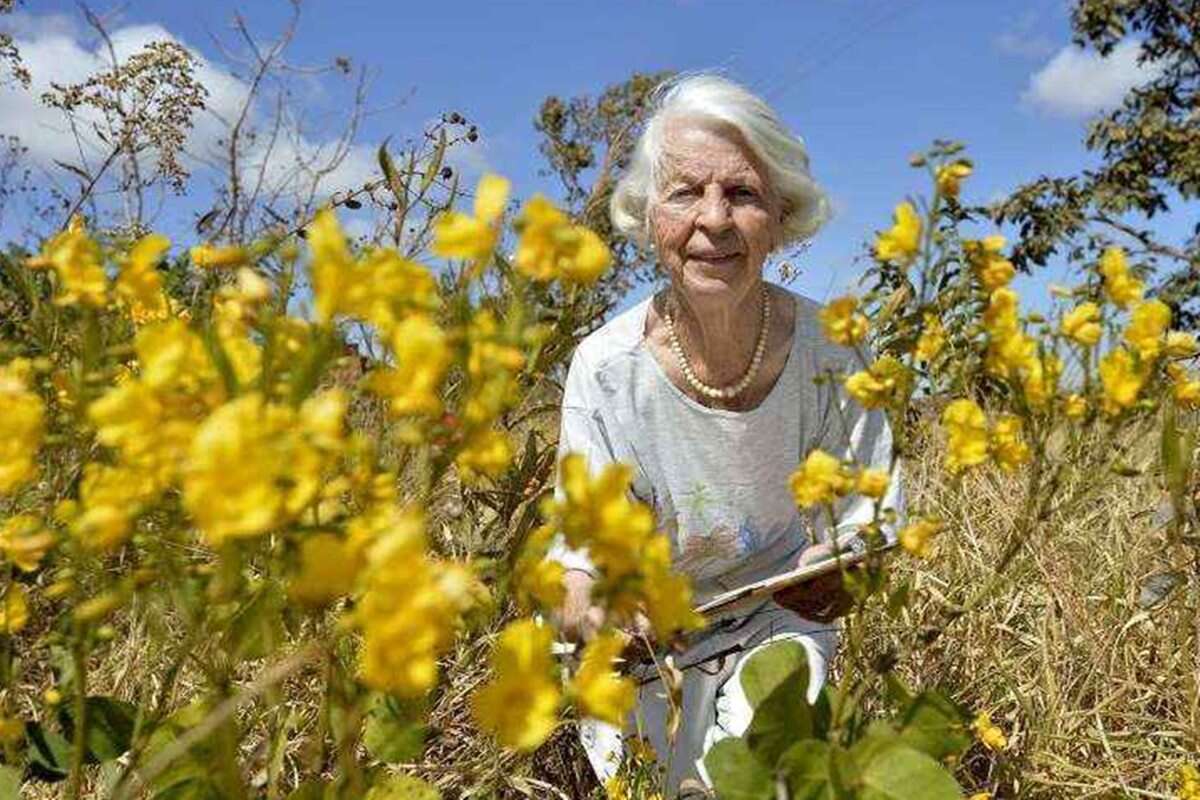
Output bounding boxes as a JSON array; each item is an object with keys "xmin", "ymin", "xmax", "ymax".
[{"xmin": 573, "ymin": 295, "xmax": 651, "ymax": 368}]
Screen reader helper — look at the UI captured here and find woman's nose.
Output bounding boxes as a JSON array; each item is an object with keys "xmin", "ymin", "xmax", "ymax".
[{"xmin": 695, "ymin": 186, "xmax": 733, "ymax": 233}]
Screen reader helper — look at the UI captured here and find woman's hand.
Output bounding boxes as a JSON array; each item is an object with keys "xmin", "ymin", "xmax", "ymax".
[
  {"xmin": 771, "ymin": 541, "xmax": 856, "ymax": 623},
  {"xmin": 557, "ymin": 569, "xmax": 605, "ymax": 643}
]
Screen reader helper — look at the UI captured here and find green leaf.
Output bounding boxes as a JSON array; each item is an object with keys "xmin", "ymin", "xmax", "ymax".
[
  {"xmin": 24, "ymin": 721, "xmax": 69, "ymax": 782},
  {"xmin": 739, "ymin": 641, "xmax": 810, "ymax": 709},
  {"xmin": 0, "ymin": 765, "xmax": 22, "ymax": 797},
  {"xmin": 704, "ymin": 738, "xmax": 774, "ymax": 800},
  {"xmin": 364, "ymin": 773, "xmax": 441, "ymax": 800},
  {"xmin": 897, "ymin": 691, "xmax": 970, "ymax": 761},
  {"xmin": 418, "ymin": 129, "xmax": 447, "ymax": 199},
  {"xmin": 224, "ymin": 582, "xmax": 285, "ymax": 662},
  {"xmin": 779, "ymin": 740, "xmax": 835, "ymax": 800},
  {"xmin": 746, "ymin": 674, "xmax": 814, "ymax": 766},
  {"xmin": 858, "ymin": 745, "xmax": 962, "ymax": 800},
  {"xmin": 57, "ymin": 695, "xmax": 138, "ymax": 763},
  {"xmin": 287, "ymin": 781, "xmax": 333, "ymax": 800},
  {"xmin": 363, "ymin": 693, "xmax": 428, "ymax": 764}
]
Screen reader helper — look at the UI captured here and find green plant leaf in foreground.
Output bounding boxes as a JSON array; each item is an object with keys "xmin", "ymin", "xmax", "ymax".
[{"xmin": 858, "ymin": 745, "xmax": 962, "ymax": 800}]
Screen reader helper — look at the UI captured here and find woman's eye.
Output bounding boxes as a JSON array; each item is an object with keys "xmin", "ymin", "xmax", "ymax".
[
  {"xmin": 669, "ymin": 187, "xmax": 698, "ymax": 201},
  {"xmin": 732, "ymin": 186, "xmax": 758, "ymax": 199}
]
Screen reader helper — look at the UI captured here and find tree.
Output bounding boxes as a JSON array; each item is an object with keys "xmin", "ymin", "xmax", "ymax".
[
  {"xmin": 534, "ymin": 70, "xmax": 673, "ymax": 313},
  {"xmin": 994, "ymin": 0, "xmax": 1200, "ymax": 324}
]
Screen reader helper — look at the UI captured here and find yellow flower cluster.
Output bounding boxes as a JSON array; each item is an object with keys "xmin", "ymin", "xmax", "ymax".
[
  {"xmin": 514, "ymin": 195, "xmax": 612, "ymax": 285},
  {"xmin": 788, "ymin": 450, "xmax": 890, "ymax": 508},
  {"xmin": 433, "ymin": 174, "xmax": 510, "ymax": 263},
  {"xmin": 935, "ymin": 160, "xmax": 972, "ymax": 198},
  {"xmin": 355, "ymin": 506, "xmax": 485, "ymax": 696},
  {"xmin": 914, "ymin": 312, "xmax": 946, "ymax": 363},
  {"xmin": 818, "ymin": 296, "xmax": 869, "ymax": 346},
  {"xmin": 0, "ymin": 359, "xmax": 45, "ymax": 495},
  {"xmin": 898, "ymin": 516, "xmax": 941, "ymax": 558},
  {"xmin": 982, "ymin": 288, "xmax": 1060, "ymax": 408},
  {"xmin": 26, "ymin": 216, "xmax": 107, "ymax": 307},
  {"xmin": 970, "ymin": 711, "xmax": 1008, "ymax": 751},
  {"xmin": 1060, "ymin": 302, "xmax": 1102, "ymax": 347},
  {"xmin": 570, "ymin": 631, "xmax": 636, "ymax": 725},
  {"xmin": 941, "ymin": 398, "xmax": 1030, "ymax": 475},
  {"xmin": 1177, "ymin": 764, "xmax": 1200, "ymax": 800},
  {"xmin": 0, "ymin": 514, "xmax": 55, "ymax": 572},
  {"xmin": 183, "ymin": 390, "xmax": 347, "ymax": 545},
  {"xmin": 964, "ymin": 236, "xmax": 1015, "ymax": 291},
  {"xmin": 116, "ymin": 233, "xmax": 172, "ymax": 324},
  {"xmin": 1097, "ymin": 247, "xmax": 1143, "ymax": 308},
  {"xmin": 874, "ymin": 202, "xmax": 922, "ymax": 265},
  {"xmin": 844, "ymin": 356, "xmax": 912, "ymax": 410},
  {"xmin": 512, "ymin": 524, "xmax": 567, "ymax": 611},
  {"xmin": 544, "ymin": 454, "xmax": 703, "ymax": 640},
  {"xmin": 472, "ymin": 619, "xmax": 561, "ymax": 750}
]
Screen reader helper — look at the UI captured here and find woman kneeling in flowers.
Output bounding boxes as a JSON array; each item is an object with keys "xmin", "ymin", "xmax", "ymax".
[{"xmin": 550, "ymin": 73, "xmax": 901, "ymax": 794}]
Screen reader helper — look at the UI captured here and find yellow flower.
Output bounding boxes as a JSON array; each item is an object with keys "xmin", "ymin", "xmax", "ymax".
[
  {"xmin": 789, "ymin": 449, "xmax": 854, "ymax": 508},
  {"xmin": 1123, "ymin": 299, "xmax": 1171, "ymax": 360},
  {"xmin": 26, "ymin": 216, "xmax": 107, "ymax": 306},
  {"xmin": 571, "ymin": 631, "xmax": 636, "ymax": 726},
  {"xmin": 1176, "ymin": 764, "xmax": 1200, "ymax": 800},
  {"xmin": 971, "ymin": 711, "xmax": 1008, "ymax": 751},
  {"xmin": 513, "ymin": 530, "xmax": 566, "ymax": 611},
  {"xmin": 1097, "ymin": 247, "xmax": 1143, "ymax": 308},
  {"xmin": 844, "ymin": 356, "xmax": 912, "ymax": 410},
  {"xmin": 0, "ymin": 359, "xmax": 45, "ymax": 496},
  {"xmin": 307, "ymin": 208, "xmax": 356, "ymax": 324},
  {"xmin": 990, "ymin": 414, "xmax": 1030, "ymax": 473},
  {"xmin": 473, "ymin": 619, "xmax": 561, "ymax": 751},
  {"xmin": 433, "ymin": 173, "xmax": 510, "ymax": 262},
  {"xmin": 1166, "ymin": 331, "xmax": 1199, "ymax": 358},
  {"xmin": 455, "ymin": 429, "xmax": 514, "ymax": 484},
  {"xmin": 965, "ymin": 236, "xmax": 1014, "ymax": 290},
  {"xmin": 914, "ymin": 313, "xmax": 946, "ymax": 363},
  {"xmin": 604, "ymin": 776, "xmax": 630, "ymax": 800},
  {"xmin": 183, "ymin": 392, "xmax": 340, "ymax": 545},
  {"xmin": 1167, "ymin": 364, "xmax": 1200, "ymax": 409},
  {"xmin": 0, "ymin": 584, "xmax": 29, "ymax": 633},
  {"xmin": 1062, "ymin": 393, "xmax": 1087, "ymax": 419},
  {"xmin": 966, "ymin": 794, "xmax": 991, "ymax": 800},
  {"xmin": 942, "ymin": 398, "xmax": 989, "ymax": 474},
  {"xmin": 190, "ymin": 243, "xmax": 249, "ymax": 270},
  {"xmin": 855, "ymin": 468, "xmax": 890, "ymax": 500},
  {"xmin": 0, "ymin": 515, "xmax": 55, "ymax": 572},
  {"xmin": 818, "ymin": 296, "xmax": 868, "ymax": 346},
  {"xmin": 357, "ymin": 507, "xmax": 483, "ymax": 696},
  {"xmin": 1098, "ymin": 348, "xmax": 1147, "ymax": 415},
  {"xmin": 288, "ymin": 532, "xmax": 360, "ymax": 607},
  {"xmin": 935, "ymin": 160, "xmax": 972, "ymax": 198},
  {"xmin": 899, "ymin": 517, "xmax": 941, "ymax": 558},
  {"xmin": 116, "ymin": 233, "xmax": 171, "ymax": 323},
  {"xmin": 515, "ymin": 194, "xmax": 612, "ymax": 285},
  {"xmin": 874, "ymin": 201, "xmax": 921, "ymax": 264},
  {"xmin": 367, "ymin": 314, "xmax": 451, "ymax": 418},
  {"xmin": 1060, "ymin": 302, "xmax": 1102, "ymax": 347}
]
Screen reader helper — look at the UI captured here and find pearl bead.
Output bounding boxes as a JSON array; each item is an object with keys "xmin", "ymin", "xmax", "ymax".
[{"xmin": 665, "ymin": 286, "xmax": 770, "ymax": 402}]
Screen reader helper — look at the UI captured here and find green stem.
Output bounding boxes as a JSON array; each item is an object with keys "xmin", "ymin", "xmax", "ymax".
[{"xmin": 66, "ymin": 629, "xmax": 89, "ymax": 800}]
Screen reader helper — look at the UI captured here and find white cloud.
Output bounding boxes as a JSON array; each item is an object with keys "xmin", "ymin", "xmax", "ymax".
[
  {"xmin": 0, "ymin": 14, "xmax": 379, "ymax": 212},
  {"xmin": 1022, "ymin": 40, "xmax": 1163, "ymax": 118}
]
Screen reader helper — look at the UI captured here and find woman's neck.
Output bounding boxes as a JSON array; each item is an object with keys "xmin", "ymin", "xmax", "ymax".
[{"xmin": 665, "ymin": 281, "xmax": 766, "ymax": 386}]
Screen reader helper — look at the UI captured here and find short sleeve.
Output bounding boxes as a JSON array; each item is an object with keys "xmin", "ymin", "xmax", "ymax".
[
  {"xmin": 545, "ymin": 347, "xmax": 621, "ymax": 576},
  {"xmin": 806, "ymin": 365, "xmax": 905, "ymax": 549}
]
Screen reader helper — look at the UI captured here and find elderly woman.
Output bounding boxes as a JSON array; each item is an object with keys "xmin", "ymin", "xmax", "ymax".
[{"xmin": 551, "ymin": 74, "xmax": 900, "ymax": 794}]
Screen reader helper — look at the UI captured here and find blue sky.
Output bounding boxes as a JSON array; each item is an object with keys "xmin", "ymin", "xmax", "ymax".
[{"xmin": 2, "ymin": 0, "xmax": 1191, "ymax": 314}]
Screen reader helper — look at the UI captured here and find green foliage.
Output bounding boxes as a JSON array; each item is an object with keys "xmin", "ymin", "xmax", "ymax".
[{"xmin": 704, "ymin": 643, "xmax": 969, "ymax": 799}]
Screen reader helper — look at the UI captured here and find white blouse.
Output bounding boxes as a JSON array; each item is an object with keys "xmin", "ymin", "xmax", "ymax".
[{"xmin": 550, "ymin": 285, "xmax": 902, "ymax": 605}]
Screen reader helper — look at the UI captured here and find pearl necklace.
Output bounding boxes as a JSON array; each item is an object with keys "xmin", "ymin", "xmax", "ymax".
[{"xmin": 664, "ymin": 286, "xmax": 771, "ymax": 401}]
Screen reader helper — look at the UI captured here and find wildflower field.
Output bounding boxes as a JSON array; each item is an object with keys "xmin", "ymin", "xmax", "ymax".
[{"xmin": 1, "ymin": 1, "xmax": 1198, "ymax": 798}]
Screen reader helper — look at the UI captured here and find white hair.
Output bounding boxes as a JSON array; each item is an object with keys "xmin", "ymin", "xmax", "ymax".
[{"xmin": 610, "ymin": 73, "xmax": 830, "ymax": 251}]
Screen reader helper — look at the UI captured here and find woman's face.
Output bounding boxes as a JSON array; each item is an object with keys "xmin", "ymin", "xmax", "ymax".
[{"xmin": 649, "ymin": 119, "xmax": 783, "ymax": 304}]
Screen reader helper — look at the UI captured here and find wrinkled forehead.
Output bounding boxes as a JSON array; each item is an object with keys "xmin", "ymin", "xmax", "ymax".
[{"xmin": 655, "ymin": 115, "xmax": 771, "ymax": 190}]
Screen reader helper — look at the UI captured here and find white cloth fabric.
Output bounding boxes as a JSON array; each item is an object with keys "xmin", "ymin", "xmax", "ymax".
[{"xmin": 550, "ymin": 287, "xmax": 902, "ymax": 793}]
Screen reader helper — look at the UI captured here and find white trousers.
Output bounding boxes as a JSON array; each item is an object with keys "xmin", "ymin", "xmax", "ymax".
[{"xmin": 579, "ymin": 603, "xmax": 837, "ymax": 796}]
